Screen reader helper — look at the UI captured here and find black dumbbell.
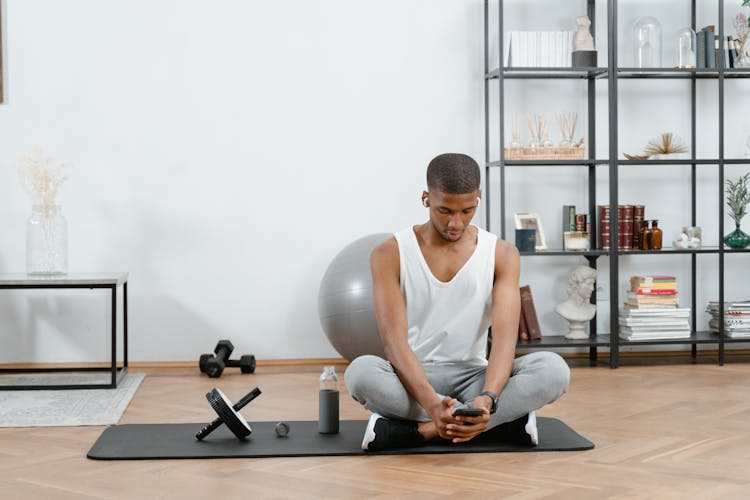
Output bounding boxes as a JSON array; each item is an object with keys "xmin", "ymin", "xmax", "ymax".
[
  {"xmin": 199, "ymin": 340, "xmax": 256, "ymax": 378},
  {"xmin": 195, "ymin": 387, "xmax": 262, "ymax": 441}
]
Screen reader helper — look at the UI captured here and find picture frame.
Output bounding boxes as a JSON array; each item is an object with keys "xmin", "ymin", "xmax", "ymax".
[{"xmin": 514, "ymin": 212, "xmax": 547, "ymax": 250}]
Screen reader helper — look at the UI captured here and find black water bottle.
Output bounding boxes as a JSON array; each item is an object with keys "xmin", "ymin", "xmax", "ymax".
[{"xmin": 318, "ymin": 366, "xmax": 339, "ymax": 434}]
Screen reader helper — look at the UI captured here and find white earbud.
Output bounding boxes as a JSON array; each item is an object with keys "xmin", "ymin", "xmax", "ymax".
[{"xmin": 422, "ymin": 198, "xmax": 429, "ymax": 207}]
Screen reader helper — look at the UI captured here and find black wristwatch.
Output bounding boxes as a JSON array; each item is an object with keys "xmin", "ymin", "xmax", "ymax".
[{"xmin": 479, "ymin": 391, "xmax": 499, "ymax": 414}]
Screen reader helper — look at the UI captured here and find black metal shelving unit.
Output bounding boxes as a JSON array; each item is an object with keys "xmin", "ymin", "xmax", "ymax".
[{"xmin": 484, "ymin": 0, "xmax": 750, "ymax": 367}]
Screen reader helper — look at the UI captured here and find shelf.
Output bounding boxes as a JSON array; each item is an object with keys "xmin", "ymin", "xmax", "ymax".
[
  {"xmin": 618, "ymin": 246, "xmax": 750, "ymax": 255},
  {"xmin": 618, "ymin": 159, "xmax": 718, "ymax": 165},
  {"xmin": 484, "ymin": 1, "xmax": 746, "ymax": 367},
  {"xmin": 617, "ymin": 68, "xmax": 750, "ymax": 79},
  {"xmin": 520, "ymin": 249, "xmax": 607, "ymax": 257},
  {"xmin": 724, "ymin": 336, "xmax": 750, "ymax": 343},
  {"xmin": 487, "ymin": 67, "xmax": 750, "ymax": 80},
  {"xmin": 486, "ymin": 67, "xmax": 608, "ymax": 79},
  {"xmin": 619, "ymin": 331, "xmax": 719, "ymax": 346},
  {"xmin": 517, "ymin": 334, "xmax": 611, "ymax": 348},
  {"xmin": 489, "ymin": 159, "xmax": 749, "ymax": 166},
  {"xmin": 520, "ymin": 247, "xmax": 750, "ymax": 256},
  {"xmin": 618, "ymin": 246, "xmax": 720, "ymax": 255},
  {"xmin": 488, "ymin": 160, "xmax": 607, "ymax": 167}
]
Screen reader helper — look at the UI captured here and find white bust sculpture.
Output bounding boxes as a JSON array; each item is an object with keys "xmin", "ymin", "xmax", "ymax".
[
  {"xmin": 556, "ymin": 265, "xmax": 597, "ymax": 339},
  {"xmin": 574, "ymin": 16, "xmax": 596, "ymax": 51}
]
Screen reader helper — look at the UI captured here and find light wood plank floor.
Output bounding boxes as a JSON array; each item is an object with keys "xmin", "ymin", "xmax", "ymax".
[{"xmin": 1, "ymin": 360, "xmax": 749, "ymax": 499}]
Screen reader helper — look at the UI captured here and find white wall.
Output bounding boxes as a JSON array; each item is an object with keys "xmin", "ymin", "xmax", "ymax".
[
  {"xmin": 0, "ymin": 0, "xmax": 747, "ymax": 363},
  {"xmin": 0, "ymin": 0, "xmax": 485, "ymax": 362}
]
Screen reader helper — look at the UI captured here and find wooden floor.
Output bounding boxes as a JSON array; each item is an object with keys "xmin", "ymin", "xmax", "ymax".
[{"xmin": 1, "ymin": 359, "xmax": 750, "ymax": 499}]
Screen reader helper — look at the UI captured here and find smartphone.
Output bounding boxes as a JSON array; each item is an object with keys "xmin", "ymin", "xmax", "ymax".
[{"xmin": 452, "ymin": 407, "xmax": 485, "ymax": 417}]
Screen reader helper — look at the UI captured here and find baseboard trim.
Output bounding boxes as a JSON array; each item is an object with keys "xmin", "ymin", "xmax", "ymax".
[
  {"xmin": 1, "ymin": 350, "xmax": 748, "ymax": 370},
  {"xmin": 561, "ymin": 348, "xmax": 750, "ymax": 360},
  {"xmin": 0, "ymin": 358, "xmax": 349, "ymax": 370}
]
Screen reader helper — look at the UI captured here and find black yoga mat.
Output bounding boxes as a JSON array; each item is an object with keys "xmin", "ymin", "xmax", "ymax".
[{"xmin": 88, "ymin": 418, "xmax": 593, "ymax": 460}]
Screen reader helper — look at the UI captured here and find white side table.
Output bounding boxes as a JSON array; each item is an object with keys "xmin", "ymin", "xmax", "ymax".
[{"xmin": 0, "ymin": 273, "xmax": 129, "ymax": 390}]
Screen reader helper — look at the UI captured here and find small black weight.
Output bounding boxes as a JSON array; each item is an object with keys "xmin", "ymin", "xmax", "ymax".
[
  {"xmin": 236, "ymin": 355, "xmax": 256, "ymax": 374},
  {"xmin": 203, "ymin": 340, "xmax": 234, "ymax": 378},
  {"xmin": 198, "ymin": 353, "xmax": 212, "ymax": 374},
  {"xmin": 275, "ymin": 422, "xmax": 290, "ymax": 437},
  {"xmin": 198, "ymin": 340, "xmax": 256, "ymax": 377}
]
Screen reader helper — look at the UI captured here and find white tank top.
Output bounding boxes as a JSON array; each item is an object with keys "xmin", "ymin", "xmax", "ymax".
[{"xmin": 394, "ymin": 225, "xmax": 497, "ymax": 365}]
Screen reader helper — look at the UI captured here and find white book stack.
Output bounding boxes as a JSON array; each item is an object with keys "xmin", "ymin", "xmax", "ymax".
[
  {"xmin": 619, "ymin": 308, "xmax": 692, "ymax": 340},
  {"xmin": 505, "ymin": 31, "xmax": 575, "ymax": 68},
  {"xmin": 707, "ymin": 300, "xmax": 750, "ymax": 338}
]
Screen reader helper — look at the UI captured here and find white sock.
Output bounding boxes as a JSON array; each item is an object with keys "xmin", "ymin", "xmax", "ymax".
[{"xmin": 525, "ymin": 411, "xmax": 539, "ymax": 445}]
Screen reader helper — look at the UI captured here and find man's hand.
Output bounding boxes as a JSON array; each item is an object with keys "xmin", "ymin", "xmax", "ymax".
[
  {"xmin": 427, "ymin": 396, "xmax": 459, "ymax": 439},
  {"xmin": 444, "ymin": 396, "xmax": 492, "ymax": 444}
]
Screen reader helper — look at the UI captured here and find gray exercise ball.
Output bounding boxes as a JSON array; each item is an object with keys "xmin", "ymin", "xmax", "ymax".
[{"xmin": 318, "ymin": 233, "xmax": 391, "ymax": 361}]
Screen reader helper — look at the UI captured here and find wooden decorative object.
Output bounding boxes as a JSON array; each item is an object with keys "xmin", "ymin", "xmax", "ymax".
[{"xmin": 504, "ymin": 146, "xmax": 586, "ymax": 160}]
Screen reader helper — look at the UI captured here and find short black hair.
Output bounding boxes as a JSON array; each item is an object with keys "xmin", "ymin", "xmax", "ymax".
[{"xmin": 426, "ymin": 153, "xmax": 481, "ymax": 193}]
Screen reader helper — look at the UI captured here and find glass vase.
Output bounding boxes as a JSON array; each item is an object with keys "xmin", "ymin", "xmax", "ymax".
[
  {"xmin": 724, "ymin": 224, "xmax": 750, "ymax": 249},
  {"xmin": 634, "ymin": 16, "xmax": 662, "ymax": 68},
  {"xmin": 736, "ymin": 43, "xmax": 750, "ymax": 68},
  {"xmin": 26, "ymin": 205, "xmax": 68, "ymax": 275}
]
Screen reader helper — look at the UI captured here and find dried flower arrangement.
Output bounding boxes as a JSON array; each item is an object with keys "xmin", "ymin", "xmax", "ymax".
[
  {"xmin": 735, "ymin": 12, "xmax": 749, "ymax": 48},
  {"xmin": 625, "ymin": 133, "xmax": 689, "ymax": 160},
  {"xmin": 509, "ymin": 113, "xmax": 521, "ymax": 147},
  {"xmin": 504, "ymin": 111, "xmax": 585, "ymax": 160},
  {"xmin": 17, "ymin": 148, "xmax": 71, "ymax": 216},
  {"xmin": 726, "ymin": 172, "xmax": 750, "ymax": 226},
  {"xmin": 556, "ymin": 112, "xmax": 579, "ymax": 145},
  {"xmin": 644, "ymin": 133, "xmax": 689, "ymax": 156},
  {"xmin": 525, "ymin": 112, "xmax": 549, "ymax": 146}
]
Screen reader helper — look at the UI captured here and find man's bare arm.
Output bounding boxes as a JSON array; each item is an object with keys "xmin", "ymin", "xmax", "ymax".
[
  {"xmin": 480, "ymin": 241, "xmax": 521, "ymax": 405},
  {"xmin": 370, "ymin": 238, "xmax": 456, "ymax": 436}
]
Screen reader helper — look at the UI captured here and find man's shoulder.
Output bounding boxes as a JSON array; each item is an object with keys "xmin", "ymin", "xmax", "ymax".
[
  {"xmin": 373, "ymin": 236, "xmax": 398, "ymax": 255},
  {"xmin": 371, "ymin": 236, "xmax": 399, "ymax": 264},
  {"xmin": 494, "ymin": 237, "xmax": 520, "ymax": 261}
]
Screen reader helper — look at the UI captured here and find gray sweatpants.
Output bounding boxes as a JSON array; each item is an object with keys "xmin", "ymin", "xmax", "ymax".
[{"xmin": 344, "ymin": 351, "xmax": 570, "ymax": 430}]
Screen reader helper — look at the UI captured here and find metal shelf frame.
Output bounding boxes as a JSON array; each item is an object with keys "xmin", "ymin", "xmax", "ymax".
[{"xmin": 484, "ymin": 0, "xmax": 742, "ymax": 367}]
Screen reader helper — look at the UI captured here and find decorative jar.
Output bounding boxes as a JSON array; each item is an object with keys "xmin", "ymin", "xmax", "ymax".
[{"xmin": 724, "ymin": 224, "xmax": 750, "ymax": 249}]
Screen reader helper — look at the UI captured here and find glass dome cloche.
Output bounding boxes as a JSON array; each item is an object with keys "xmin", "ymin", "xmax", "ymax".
[
  {"xmin": 634, "ymin": 16, "xmax": 662, "ymax": 68},
  {"xmin": 675, "ymin": 27, "xmax": 696, "ymax": 68}
]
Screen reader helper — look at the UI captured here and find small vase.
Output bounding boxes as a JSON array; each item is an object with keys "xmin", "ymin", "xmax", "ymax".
[
  {"xmin": 724, "ymin": 224, "xmax": 750, "ymax": 249},
  {"xmin": 735, "ymin": 42, "xmax": 750, "ymax": 68},
  {"xmin": 26, "ymin": 205, "xmax": 68, "ymax": 274}
]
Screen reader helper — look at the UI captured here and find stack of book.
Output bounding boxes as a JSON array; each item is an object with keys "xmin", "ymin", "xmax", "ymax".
[
  {"xmin": 619, "ymin": 308, "xmax": 691, "ymax": 340},
  {"xmin": 504, "ymin": 31, "xmax": 575, "ymax": 68},
  {"xmin": 598, "ymin": 204, "xmax": 646, "ymax": 250},
  {"xmin": 625, "ymin": 275, "xmax": 679, "ymax": 309},
  {"xmin": 620, "ymin": 276, "xmax": 691, "ymax": 340},
  {"xmin": 706, "ymin": 300, "xmax": 750, "ymax": 338},
  {"xmin": 697, "ymin": 25, "xmax": 746, "ymax": 69}
]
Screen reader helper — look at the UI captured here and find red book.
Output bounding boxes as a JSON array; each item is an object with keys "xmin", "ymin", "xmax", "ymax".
[
  {"xmin": 635, "ymin": 289, "xmax": 677, "ymax": 295},
  {"xmin": 518, "ymin": 299, "xmax": 529, "ymax": 341},
  {"xmin": 520, "ymin": 285, "xmax": 542, "ymax": 340}
]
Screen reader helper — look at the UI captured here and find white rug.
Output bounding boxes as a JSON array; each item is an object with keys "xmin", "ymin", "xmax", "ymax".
[{"xmin": 0, "ymin": 372, "xmax": 145, "ymax": 427}]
